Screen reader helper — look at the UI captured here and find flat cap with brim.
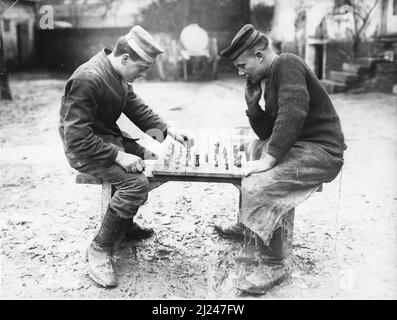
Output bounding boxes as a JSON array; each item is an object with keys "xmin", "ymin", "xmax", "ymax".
[
  {"xmin": 220, "ymin": 24, "xmax": 260, "ymax": 60},
  {"xmin": 125, "ymin": 25, "xmax": 164, "ymax": 63}
]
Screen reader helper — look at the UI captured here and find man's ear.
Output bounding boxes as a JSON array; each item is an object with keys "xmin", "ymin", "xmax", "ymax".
[
  {"xmin": 255, "ymin": 51, "xmax": 264, "ymax": 62},
  {"xmin": 120, "ymin": 54, "xmax": 130, "ymax": 65}
]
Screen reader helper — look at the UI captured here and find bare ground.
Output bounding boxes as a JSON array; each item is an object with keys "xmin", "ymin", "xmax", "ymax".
[{"xmin": 0, "ymin": 73, "xmax": 396, "ymax": 299}]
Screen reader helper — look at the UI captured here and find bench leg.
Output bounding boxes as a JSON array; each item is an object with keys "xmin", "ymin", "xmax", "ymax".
[
  {"xmin": 233, "ymin": 183, "xmax": 242, "ymax": 213},
  {"xmin": 101, "ymin": 184, "xmax": 112, "ymax": 220}
]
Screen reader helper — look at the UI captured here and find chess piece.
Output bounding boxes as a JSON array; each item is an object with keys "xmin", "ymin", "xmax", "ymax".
[
  {"xmin": 174, "ymin": 158, "xmax": 179, "ymax": 169},
  {"xmin": 171, "ymin": 143, "xmax": 175, "ymax": 156},
  {"xmin": 235, "ymin": 154, "xmax": 242, "ymax": 168},
  {"xmin": 187, "ymin": 138, "xmax": 195, "ymax": 149},
  {"xmin": 225, "ymin": 162, "xmax": 229, "ymax": 170},
  {"xmin": 164, "ymin": 158, "xmax": 169, "ymax": 168},
  {"xmin": 185, "ymin": 158, "xmax": 189, "ymax": 167},
  {"xmin": 215, "ymin": 159, "xmax": 219, "ymax": 167},
  {"xmin": 214, "ymin": 142, "xmax": 220, "ymax": 155},
  {"xmin": 195, "ymin": 153, "xmax": 200, "ymax": 167},
  {"xmin": 205, "ymin": 153, "xmax": 209, "ymax": 163},
  {"xmin": 164, "ymin": 152, "xmax": 171, "ymax": 168},
  {"xmin": 233, "ymin": 145, "xmax": 238, "ymax": 157}
]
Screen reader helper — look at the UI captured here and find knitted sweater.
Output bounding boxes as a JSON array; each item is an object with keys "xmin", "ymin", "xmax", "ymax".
[{"xmin": 247, "ymin": 53, "xmax": 346, "ymax": 159}]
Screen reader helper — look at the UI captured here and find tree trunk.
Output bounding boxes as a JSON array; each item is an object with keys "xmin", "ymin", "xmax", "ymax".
[
  {"xmin": 352, "ymin": 36, "xmax": 360, "ymax": 60},
  {"xmin": 0, "ymin": 20, "xmax": 12, "ymax": 100}
]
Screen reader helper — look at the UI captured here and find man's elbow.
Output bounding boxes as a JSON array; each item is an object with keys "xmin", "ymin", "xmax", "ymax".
[{"xmin": 64, "ymin": 127, "xmax": 90, "ymax": 153}]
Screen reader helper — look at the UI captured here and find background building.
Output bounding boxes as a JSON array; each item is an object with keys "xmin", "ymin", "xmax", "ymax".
[{"xmin": 1, "ymin": 0, "xmax": 39, "ymax": 69}]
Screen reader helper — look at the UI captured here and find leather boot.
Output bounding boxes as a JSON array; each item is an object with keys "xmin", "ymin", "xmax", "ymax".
[
  {"xmin": 235, "ymin": 231, "xmax": 285, "ymax": 266},
  {"xmin": 236, "ymin": 263, "xmax": 288, "ymax": 295},
  {"xmin": 214, "ymin": 221, "xmax": 255, "ymax": 243},
  {"xmin": 86, "ymin": 208, "xmax": 125, "ymax": 288},
  {"xmin": 236, "ymin": 227, "xmax": 289, "ymax": 295},
  {"xmin": 124, "ymin": 220, "xmax": 154, "ymax": 240}
]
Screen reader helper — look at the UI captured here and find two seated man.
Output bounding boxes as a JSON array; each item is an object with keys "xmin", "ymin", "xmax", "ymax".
[{"xmin": 59, "ymin": 25, "xmax": 346, "ymax": 294}]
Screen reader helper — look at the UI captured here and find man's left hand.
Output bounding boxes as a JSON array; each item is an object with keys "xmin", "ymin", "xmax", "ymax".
[
  {"xmin": 244, "ymin": 154, "xmax": 277, "ymax": 177},
  {"xmin": 167, "ymin": 126, "xmax": 193, "ymax": 148}
]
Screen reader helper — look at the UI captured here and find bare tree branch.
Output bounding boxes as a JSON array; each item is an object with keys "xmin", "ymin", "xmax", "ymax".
[
  {"xmin": 356, "ymin": 0, "xmax": 379, "ymax": 37},
  {"xmin": 0, "ymin": 0, "xmax": 18, "ymax": 18}
]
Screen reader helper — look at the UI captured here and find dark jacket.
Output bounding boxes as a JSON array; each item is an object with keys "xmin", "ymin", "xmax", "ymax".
[
  {"xmin": 59, "ymin": 49, "xmax": 168, "ymax": 169},
  {"xmin": 247, "ymin": 53, "xmax": 346, "ymax": 159}
]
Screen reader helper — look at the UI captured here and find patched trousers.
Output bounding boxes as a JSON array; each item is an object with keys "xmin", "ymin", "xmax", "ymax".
[{"xmin": 240, "ymin": 139, "xmax": 344, "ymax": 245}]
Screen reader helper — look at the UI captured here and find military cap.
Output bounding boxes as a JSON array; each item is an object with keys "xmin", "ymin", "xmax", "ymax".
[
  {"xmin": 125, "ymin": 26, "xmax": 164, "ymax": 63},
  {"xmin": 220, "ymin": 24, "xmax": 260, "ymax": 60}
]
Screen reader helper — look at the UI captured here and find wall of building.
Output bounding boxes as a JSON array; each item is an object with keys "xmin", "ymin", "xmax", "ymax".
[
  {"xmin": 35, "ymin": 0, "xmax": 249, "ymax": 75},
  {"xmin": 37, "ymin": 27, "xmax": 127, "ymax": 72},
  {"xmin": 37, "ymin": 27, "xmax": 235, "ymax": 74},
  {"xmin": 385, "ymin": 0, "xmax": 397, "ymax": 34},
  {"xmin": 324, "ymin": 40, "xmax": 373, "ymax": 75},
  {"xmin": 1, "ymin": 1, "xmax": 37, "ymax": 69}
]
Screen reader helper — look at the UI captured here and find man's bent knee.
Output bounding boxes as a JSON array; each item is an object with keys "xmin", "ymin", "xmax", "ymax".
[{"xmin": 109, "ymin": 174, "xmax": 149, "ymax": 218}]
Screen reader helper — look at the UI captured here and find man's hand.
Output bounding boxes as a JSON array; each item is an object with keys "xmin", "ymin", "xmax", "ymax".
[
  {"xmin": 167, "ymin": 126, "xmax": 193, "ymax": 148},
  {"xmin": 245, "ymin": 79, "xmax": 263, "ymax": 112},
  {"xmin": 115, "ymin": 151, "xmax": 146, "ymax": 173},
  {"xmin": 244, "ymin": 153, "xmax": 277, "ymax": 177}
]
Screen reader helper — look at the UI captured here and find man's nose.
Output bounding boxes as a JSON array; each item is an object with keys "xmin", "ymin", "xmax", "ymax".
[{"xmin": 238, "ymin": 69, "xmax": 246, "ymax": 77}]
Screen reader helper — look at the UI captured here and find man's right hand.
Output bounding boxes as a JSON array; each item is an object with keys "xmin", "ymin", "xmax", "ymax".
[
  {"xmin": 115, "ymin": 151, "xmax": 146, "ymax": 173},
  {"xmin": 245, "ymin": 79, "xmax": 263, "ymax": 112}
]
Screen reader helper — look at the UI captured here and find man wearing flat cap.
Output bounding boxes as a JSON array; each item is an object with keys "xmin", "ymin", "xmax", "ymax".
[
  {"xmin": 216, "ymin": 24, "xmax": 346, "ymax": 294},
  {"xmin": 59, "ymin": 26, "xmax": 192, "ymax": 287}
]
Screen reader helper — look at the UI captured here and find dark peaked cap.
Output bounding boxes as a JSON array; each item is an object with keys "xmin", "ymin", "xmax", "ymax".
[{"xmin": 220, "ymin": 24, "xmax": 260, "ymax": 60}]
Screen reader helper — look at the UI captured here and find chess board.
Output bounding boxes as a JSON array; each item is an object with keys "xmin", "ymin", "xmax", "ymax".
[{"xmin": 151, "ymin": 140, "xmax": 246, "ymax": 180}]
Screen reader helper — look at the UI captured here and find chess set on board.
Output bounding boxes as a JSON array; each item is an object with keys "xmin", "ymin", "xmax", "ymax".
[{"xmin": 152, "ymin": 140, "xmax": 247, "ymax": 179}]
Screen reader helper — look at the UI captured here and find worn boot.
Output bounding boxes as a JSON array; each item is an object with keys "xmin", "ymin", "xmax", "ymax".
[
  {"xmin": 124, "ymin": 220, "xmax": 154, "ymax": 240},
  {"xmin": 235, "ymin": 229, "xmax": 285, "ymax": 266},
  {"xmin": 236, "ymin": 263, "xmax": 288, "ymax": 295},
  {"xmin": 214, "ymin": 221, "xmax": 255, "ymax": 242},
  {"xmin": 86, "ymin": 208, "xmax": 125, "ymax": 288},
  {"xmin": 236, "ymin": 226, "xmax": 290, "ymax": 295}
]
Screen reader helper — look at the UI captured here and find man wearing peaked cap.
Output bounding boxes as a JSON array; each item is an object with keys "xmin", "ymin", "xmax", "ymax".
[
  {"xmin": 215, "ymin": 24, "xmax": 347, "ymax": 294},
  {"xmin": 125, "ymin": 25, "xmax": 164, "ymax": 64},
  {"xmin": 59, "ymin": 26, "xmax": 193, "ymax": 288},
  {"xmin": 220, "ymin": 24, "xmax": 260, "ymax": 61}
]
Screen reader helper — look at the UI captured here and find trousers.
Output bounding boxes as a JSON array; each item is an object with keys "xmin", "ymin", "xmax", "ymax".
[
  {"xmin": 77, "ymin": 137, "xmax": 150, "ymax": 219},
  {"xmin": 240, "ymin": 139, "xmax": 344, "ymax": 245}
]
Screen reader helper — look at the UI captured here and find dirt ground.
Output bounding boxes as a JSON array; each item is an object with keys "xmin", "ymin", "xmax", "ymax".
[{"xmin": 1, "ymin": 72, "xmax": 396, "ymax": 299}]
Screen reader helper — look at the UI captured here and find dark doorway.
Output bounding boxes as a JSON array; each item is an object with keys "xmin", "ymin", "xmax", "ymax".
[
  {"xmin": 313, "ymin": 44, "xmax": 324, "ymax": 79},
  {"xmin": 17, "ymin": 22, "xmax": 29, "ymax": 67}
]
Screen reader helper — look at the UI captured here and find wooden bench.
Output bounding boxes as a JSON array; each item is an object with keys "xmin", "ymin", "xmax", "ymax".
[
  {"xmin": 75, "ymin": 160, "xmax": 243, "ymax": 219},
  {"xmin": 76, "ymin": 161, "xmax": 322, "ymax": 259}
]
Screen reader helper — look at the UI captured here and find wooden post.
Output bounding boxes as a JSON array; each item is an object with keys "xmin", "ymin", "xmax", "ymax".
[{"xmin": 101, "ymin": 184, "xmax": 112, "ymax": 220}]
